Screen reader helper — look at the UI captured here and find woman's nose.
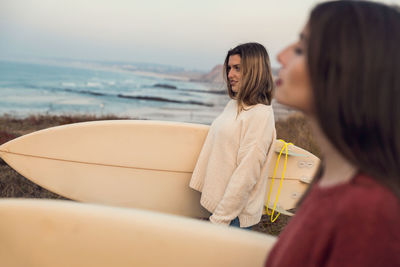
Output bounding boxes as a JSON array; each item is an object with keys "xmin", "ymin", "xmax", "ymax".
[
  {"xmin": 277, "ymin": 45, "xmax": 292, "ymax": 66},
  {"xmin": 228, "ymin": 69, "xmax": 233, "ymax": 79},
  {"xmin": 277, "ymin": 50, "xmax": 286, "ymax": 66}
]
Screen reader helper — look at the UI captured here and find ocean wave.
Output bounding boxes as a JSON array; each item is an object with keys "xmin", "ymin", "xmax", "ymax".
[
  {"xmin": 117, "ymin": 94, "xmax": 213, "ymax": 107},
  {"xmin": 61, "ymin": 88, "xmax": 213, "ymax": 107},
  {"xmin": 64, "ymin": 88, "xmax": 108, "ymax": 97},
  {"xmin": 61, "ymin": 82, "xmax": 76, "ymax": 87},
  {"xmin": 181, "ymin": 88, "xmax": 226, "ymax": 95},
  {"xmin": 147, "ymin": 84, "xmax": 226, "ymax": 95},
  {"xmin": 86, "ymin": 82, "xmax": 102, "ymax": 88},
  {"xmin": 153, "ymin": 83, "xmax": 177, "ymax": 89}
]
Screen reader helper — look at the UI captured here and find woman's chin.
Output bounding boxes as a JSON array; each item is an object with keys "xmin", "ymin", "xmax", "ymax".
[
  {"xmin": 274, "ymin": 93, "xmax": 290, "ymax": 106},
  {"xmin": 275, "ymin": 96, "xmax": 302, "ymax": 113}
]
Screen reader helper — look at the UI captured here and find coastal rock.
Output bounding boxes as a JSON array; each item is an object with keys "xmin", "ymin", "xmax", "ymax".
[{"xmin": 192, "ymin": 65, "xmax": 224, "ymax": 84}]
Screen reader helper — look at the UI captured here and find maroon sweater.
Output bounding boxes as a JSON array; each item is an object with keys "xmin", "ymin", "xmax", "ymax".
[{"xmin": 265, "ymin": 173, "xmax": 400, "ymax": 267}]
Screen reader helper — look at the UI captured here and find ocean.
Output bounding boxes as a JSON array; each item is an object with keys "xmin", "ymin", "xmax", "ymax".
[{"xmin": 0, "ymin": 60, "xmax": 229, "ymax": 125}]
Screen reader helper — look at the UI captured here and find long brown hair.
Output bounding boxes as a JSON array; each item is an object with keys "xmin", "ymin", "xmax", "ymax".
[
  {"xmin": 307, "ymin": 0, "xmax": 400, "ymax": 198},
  {"xmin": 223, "ymin": 42, "xmax": 274, "ymax": 112}
]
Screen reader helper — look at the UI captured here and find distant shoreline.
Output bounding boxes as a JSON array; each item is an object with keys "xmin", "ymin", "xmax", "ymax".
[
  {"xmin": 0, "ymin": 97, "xmax": 297, "ymax": 125},
  {"xmin": 0, "ymin": 58, "xmax": 206, "ymax": 83}
]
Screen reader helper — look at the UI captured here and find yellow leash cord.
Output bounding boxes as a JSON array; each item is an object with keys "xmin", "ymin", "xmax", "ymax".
[{"xmin": 265, "ymin": 139, "xmax": 293, "ymax": 222}]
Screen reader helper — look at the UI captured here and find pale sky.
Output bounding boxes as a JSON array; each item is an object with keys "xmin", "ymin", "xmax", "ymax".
[{"xmin": 1, "ymin": 0, "xmax": 399, "ymax": 71}]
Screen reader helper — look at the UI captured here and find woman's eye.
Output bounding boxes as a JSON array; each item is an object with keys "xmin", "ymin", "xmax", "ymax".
[
  {"xmin": 234, "ymin": 66, "xmax": 240, "ymax": 71},
  {"xmin": 294, "ymin": 47, "xmax": 303, "ymax": 55}
]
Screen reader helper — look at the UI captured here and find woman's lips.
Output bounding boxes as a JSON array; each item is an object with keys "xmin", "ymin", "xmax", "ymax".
[{"xmin": 275, "ymin": 78, "xmax": 283, "ymax": 86}]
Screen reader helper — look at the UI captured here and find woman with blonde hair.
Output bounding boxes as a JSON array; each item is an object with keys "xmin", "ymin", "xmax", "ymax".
[
  {"xmin": 190, "ymin": 42, "xmax": 276, "ymax": 229},
  {"xmin": 265, "ymin": 1, "xmax": 400, "ymax": 265}
]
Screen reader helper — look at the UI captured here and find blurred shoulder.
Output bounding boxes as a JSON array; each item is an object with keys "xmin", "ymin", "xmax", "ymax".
[{"xmin": 336, "ymin": 173, "xmax": 400, "ymax": 222}]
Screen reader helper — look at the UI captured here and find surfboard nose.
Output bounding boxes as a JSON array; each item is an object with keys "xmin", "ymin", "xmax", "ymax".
[
  {"xmin": 0, "ymin": 131, "xmax": 19, "ymax": 160},
  {"xmin": 0, "ymin": 142, "xmax": 9, "ymax": 160}
]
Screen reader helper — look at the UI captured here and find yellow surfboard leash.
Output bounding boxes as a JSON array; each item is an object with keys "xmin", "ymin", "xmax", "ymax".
[{"xmin": 265, "ymin": 139, "xmax": 293, "ymax": 222}]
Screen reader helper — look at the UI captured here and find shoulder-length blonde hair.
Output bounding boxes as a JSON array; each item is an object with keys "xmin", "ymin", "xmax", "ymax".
[{"xmin": 223, "ymin": 42, "xmax": 274, "ymax": 113}]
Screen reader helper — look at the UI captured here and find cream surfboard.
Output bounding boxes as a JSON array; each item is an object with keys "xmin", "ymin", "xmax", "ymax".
[
  {"xmin": 0, "ymin": 120, "xmax": 319, "ymax": 217},
  {"xmin": 0, "ymin": 198, "xmax": 276, "ymax": 267},
  {"xmin": 265, "ymin": 141, "xmax": 319, "ymax": 216}
]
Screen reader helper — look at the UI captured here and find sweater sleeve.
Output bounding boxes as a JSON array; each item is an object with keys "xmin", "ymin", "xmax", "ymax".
[
  {"xmin": 210, "ymin": 107, "xmax": 274, "ymax": 226},
  {"xmin": 189, "ymin": 123, "xmax": 216, "ymax": 191}
]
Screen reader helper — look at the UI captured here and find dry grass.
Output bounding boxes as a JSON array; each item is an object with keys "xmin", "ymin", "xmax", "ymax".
[
  {"xmin": 275, "ymin": 113, "xmax": 321, "ymax": 158},
  {"xmin": 0, "ymin": 164, "xmax": 67, "ymax": 199},
  {"xmin": 0, "ymin": 113, "xmax": 319, "ymax": 236},
  {"xmin": 0, "ymin": 113, "xmax": 131, "ymax": 136}
]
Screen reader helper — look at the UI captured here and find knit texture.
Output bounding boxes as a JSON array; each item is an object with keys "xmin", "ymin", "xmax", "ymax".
[{"xmin": 190, "ymin": 99, "xmax": 276, "ymax": 227}]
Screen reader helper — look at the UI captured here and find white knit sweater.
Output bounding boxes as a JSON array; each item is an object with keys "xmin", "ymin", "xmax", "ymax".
[{"xmin": 190, "ymin": 99, "xmax": 276, "ymax": 227}]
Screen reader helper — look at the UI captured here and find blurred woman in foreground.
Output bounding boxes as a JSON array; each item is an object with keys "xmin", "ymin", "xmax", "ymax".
[{"xmin": 266, "ymin": 1, "xmax": 400, "ymax": 266}]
